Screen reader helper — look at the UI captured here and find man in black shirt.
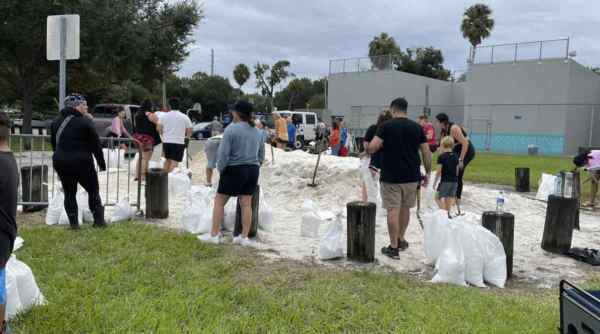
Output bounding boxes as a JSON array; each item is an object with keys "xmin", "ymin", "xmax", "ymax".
[
  {"xmin": 0, "ymin": 112, "xmax": 18, "ymax": 332},
  {"xmin": 51, "ymin": 94, "xmax": 107, "ymax": 229},
  {"xmin": 368, "ymin": 98, "xmax": 432, "ymax": 259}
]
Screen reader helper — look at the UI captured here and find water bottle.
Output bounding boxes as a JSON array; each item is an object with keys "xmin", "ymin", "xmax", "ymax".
[{"xmin": 496, "ymin": 191, "xmax": 505, "ymax": 214}]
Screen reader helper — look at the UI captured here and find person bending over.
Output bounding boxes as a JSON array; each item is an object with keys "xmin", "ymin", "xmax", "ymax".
[
  {"xmin": 433, "ymin": 136, "xmax": 459, "ymax": 217},
  {"xmin": 435, "ymin": 113, "xmax": 475, "ymax": 216},
  {"xmin": 50, "ymin": 94, "xmax": 107, "ymax": 229},
  {"xmin": 199, "ymin": 101, "xmax": 265, "ymax": 245}
]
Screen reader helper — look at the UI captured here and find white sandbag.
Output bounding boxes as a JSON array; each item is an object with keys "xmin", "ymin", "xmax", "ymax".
[
  {"xmin": 473, "ymin": 225, "xmax": 507, "ymax": 288},
  {"xmin": 222, "ymin": 200, "xmax": 237, "ymax": 232},
  {"xmin": 301, "ymin": 200, "xmax": 323, "ymax": 238},
  {"xmin": 110, "ymin": 198, "xmax": 135, "ymax": 223},
  {"xmin": 76, "ymin": 192, "xmax": 94, "ymax": 224},
  {"xmin": 45, "ymin": 191, "xmax": 64, "ymax": 225},
  {"xmin": 319, "ymin": 214, "xmax": 344, "ymax": 260},
  {"xmin": 181, "ymin": 186, "xmax": 214, "ymax": 234},
  {"xmin": 6, "ymin": 255, "xmax": 45, "ymax": 320},
  {"xmin": 454, "ymin": 220, "xmax": 486, "ymax": 288},
  {"xmin": 258, "ymin": 201, "xmax": 274, "ymax": 232},
  {"xmin": 169, "ymin": 168, "xmax": 191, "ymax": 196},
  {"xmin": 423, "ymin": 210, "xmax": 451, "ymax": 264},
  {"xmin": 102, "ymin": 148, "xmax": 126, "ymax": 170},
  {"xmin": 360, "ymin": 158, "xmax": 381, "ymax": 206},
  {"xmin": 536, "ymin": 173, "xmax": 557, "ymax": 201},
  {"xmin": 432, "ymin": 224, "xmax": 467, "ymax": 286},
  {"xmin": 12, "ymin": 237, "xmax": 24, "ymax": 252}
]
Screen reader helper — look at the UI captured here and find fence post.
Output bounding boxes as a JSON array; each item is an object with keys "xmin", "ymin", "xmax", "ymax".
[
  {"xmin": 514, "ymin": 43, "xmax": 518, "ymax": 62},
  {"xmin": 328, "ymin": 60, "xmax": 332, "ymax": 76},
  {"xmin": 566, "ymin": 37, "xmax": 570, "ymax": 59},
  {"xmin": 539, "ymin": 40, "xmax": 543, "ymax": 61},
  {"xmin": 357, "ymin": 57, "xmax": 360, "ymax": 72},
  {"xmin": 491, "ymin": 46, "xmax": 494, "ymax": 64},
  {"xmin": 590, "ymin": 105, "xmax": 595, "ymax": 147},
  {"xmin": 343, "ymin": 59, "xmax": 346, "ymax": 73}
]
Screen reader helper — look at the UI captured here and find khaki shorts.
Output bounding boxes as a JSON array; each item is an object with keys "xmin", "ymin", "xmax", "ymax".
[{"xmin": 380, "ymin": 182, "xmax": 419, "ymax": 209}]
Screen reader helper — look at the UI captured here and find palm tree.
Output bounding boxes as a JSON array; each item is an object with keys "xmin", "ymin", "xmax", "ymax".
[
  {"xmin": 461, "ymin": 4, "xmax": 495, "ymax": 63},
  {"xmin": 368, "ymin": 33, "xmax": 401, "ymax": 70},
  {"xmin": 233, "ymin": 63, "xmax": 251, "ymax": 91}
]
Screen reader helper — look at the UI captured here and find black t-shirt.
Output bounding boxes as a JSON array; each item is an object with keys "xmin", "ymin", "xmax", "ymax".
[
  {"xmin": 364, "ymin": 124, "xmax": 382, "ymax": 169},
  {"xmin": 0, "ymin": 151, "xmax": 18, "ymax": 241},
  {"xmin": 376, "ymin": 117, "xmax": 426, "ymax": 183},
  {"xmin": 437, "ymin": 152, "xmax": 459, "ymax": 182}
]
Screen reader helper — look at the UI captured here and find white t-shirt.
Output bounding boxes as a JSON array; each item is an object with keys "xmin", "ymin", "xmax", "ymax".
[{"xmin": 158, "ymin": 110, "xmax": 192, "ymax": 145}]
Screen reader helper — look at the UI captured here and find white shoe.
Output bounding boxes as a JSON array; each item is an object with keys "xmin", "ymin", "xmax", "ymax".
[
  {"xmin": 232, "ymin": 235, "xmax": 243, "ymax": 245},
  {"xmin": 240, "ymin": 237, "xmax": 257, "ymax": 247},
  {"xmin": 198, "ymin": 233, "xmax": 221, "ymax": 244}
]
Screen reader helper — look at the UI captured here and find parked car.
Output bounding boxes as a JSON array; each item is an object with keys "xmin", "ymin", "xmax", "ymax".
[
  {"xmin": 273, "ymin": 110, "xmax": 318, "ymax": 149},
  {"xmin": 90, "ymin": 104, "xmax": 139, "ymax": 137},
  {"xmin": 191, "ymin": 122, "xmax": 212, "ymax": 139}
]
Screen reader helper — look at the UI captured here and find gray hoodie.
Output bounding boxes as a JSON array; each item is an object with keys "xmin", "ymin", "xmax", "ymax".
[{"xmin": 216, "ymin": 122, "xmax": 265, "ymax": 172}]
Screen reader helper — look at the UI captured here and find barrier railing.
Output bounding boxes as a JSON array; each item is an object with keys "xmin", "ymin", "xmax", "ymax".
[{"xmin": 10, "ymin": 134, "xmax": 143, "ymax": 212}]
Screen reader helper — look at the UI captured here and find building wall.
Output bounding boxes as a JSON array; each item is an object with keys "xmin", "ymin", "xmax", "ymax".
[
  {"xmin": 327, "ymin": 70, "xmax": 464, "ymax": 133},
  {"xmin": 565, "ymin": 61, "xmax": 600, "ymax": 154},
  {"xmin": 465, "ymin": 59, "xmax": 572, "ymax": 155}
]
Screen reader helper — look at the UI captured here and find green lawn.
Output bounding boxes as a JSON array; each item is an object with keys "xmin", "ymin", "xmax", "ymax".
[
  {"xmin": 9, "ymin": 135, "xmax": 52, "ymax": 153},
  {"xmin": 462, "ymin": 152, "xmax": 595, "ymax": 200},
  {"xmin": 11, "ymin": 221, "xmax": 589, "ymax": 334}
]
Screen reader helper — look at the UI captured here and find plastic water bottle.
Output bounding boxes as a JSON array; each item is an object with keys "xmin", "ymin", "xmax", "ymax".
[{"xmin": 496, "ymin": 191, "xmax": 505, "ymax": 214}]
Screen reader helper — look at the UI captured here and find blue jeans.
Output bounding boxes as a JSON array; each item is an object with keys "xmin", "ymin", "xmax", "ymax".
[{"xmin": 331, "ymin": 144, "xmax": 341, "ymax": 156}]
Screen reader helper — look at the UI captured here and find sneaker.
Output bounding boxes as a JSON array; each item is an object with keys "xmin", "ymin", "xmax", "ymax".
[
  {"xmin": 381, "ymin": 245, "xmax": 399, "ymax": 259},
  {"xmin": 397, "ymin": 239, "xmax": 409, "ymax": 251},
  {"xmin": 240, "ymin": 237, "xmax": 257, "ymax": 247},
  {"xmin": 198, "ymin": 233, "xmax": 221, "ymax": 245},
  {"xmin": 232, "ymin": 235, "xmax": 243, "ymax": 245}
]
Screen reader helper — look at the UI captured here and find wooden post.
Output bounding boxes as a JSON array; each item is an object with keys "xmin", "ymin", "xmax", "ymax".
[
  {"xmin": 515, "ymin": 167, "xmax": 530, "ymax": 193},
  {"xmin": 482, "ymin": 211, "xmax": 515, "ymax": 278},
  {"xmin": 234, "ymin": 185, "xmax": 260, "ymax": 238},
  {"xmin": 346, "ymin": 201, "xmax": 376, "ymax": 263},
  {"xmin": 542, "ymin": 195, "xmax": 577, "ymax": 254},
  {"xmin": 145, "ymin": 168, "xmax": 168, "ymax": 219}
]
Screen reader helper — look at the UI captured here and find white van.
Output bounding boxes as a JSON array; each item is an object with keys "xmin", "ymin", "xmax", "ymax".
[{"xmin": 273, "ymin": 110, "xmax": 318, "ymax": 149}]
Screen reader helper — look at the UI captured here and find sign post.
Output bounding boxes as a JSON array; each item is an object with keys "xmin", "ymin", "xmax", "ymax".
[{"xmin": 47, "ymin": 15, "xmax": 80, "ymax": 110}]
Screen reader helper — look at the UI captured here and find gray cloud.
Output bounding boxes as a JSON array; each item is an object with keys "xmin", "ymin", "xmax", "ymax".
[{"xmin": 179, "ymin": 0, "xmax": 600, "ymax": 91}]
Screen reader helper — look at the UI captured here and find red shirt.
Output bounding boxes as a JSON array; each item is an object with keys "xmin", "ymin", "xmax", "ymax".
[{"xmin": 423, "ymin": 122, "xmax": 436, "ymax": 146}]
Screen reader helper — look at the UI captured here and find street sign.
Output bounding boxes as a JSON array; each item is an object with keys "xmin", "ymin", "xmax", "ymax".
[{"xmin": 47, "ymin": 15, "xmax": 80, "ymax": 61}]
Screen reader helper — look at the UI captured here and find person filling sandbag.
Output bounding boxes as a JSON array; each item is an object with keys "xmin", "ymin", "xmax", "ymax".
[{"xmin": 0, "ymin": 112, "xmax": 18, "ymax": 333}]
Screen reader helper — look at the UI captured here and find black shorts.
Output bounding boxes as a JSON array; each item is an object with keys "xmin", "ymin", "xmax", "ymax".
[
  {"xmin": 163, "ymin": 143, "xmax": 185, "ymax": 162},
  {"xmin": 218, "ymin": 165, "xmax": 260, "ymax": 196},
  {"xmin": 0, "ymin": 233, "xmax": 13, "ymax": 268}
]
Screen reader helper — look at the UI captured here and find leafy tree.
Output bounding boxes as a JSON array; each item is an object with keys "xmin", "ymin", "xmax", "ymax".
[
  {"xmin": 274, "ymin": 77, "xmax": 326, "ymax": 110},
  {"xmin": 307, "ymin": 94, "xmax": 325, "ymax": 109},
  {"xmin": 0, "ymin": 0, "xmax": 201, "ymax": 133},
  {"xmin": 398, "ymin": 47, "xmax": 451, "ymax": 81},
  {"xmin": 233, "ymin": 64, "xmax": 251, "ymax": 91},
  {"xmin": 368, "ymin": 33, "xmax": 402, "ymax": 70},
  {"xmin": 461, "ymin": 3, "xmax": 495, "ymax": 63},
  {"xmin": 188, "ymin": 72, "xmax": 235, "ymax": 120},
  {"xmin": 254, "ymin": 60, "xmax": 292, "ymax": 112}
]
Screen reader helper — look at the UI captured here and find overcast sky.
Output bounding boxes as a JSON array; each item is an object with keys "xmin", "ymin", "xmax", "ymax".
[{"xmin": 178, "ymin": 0, "xmax": 600, "ymax": 91}]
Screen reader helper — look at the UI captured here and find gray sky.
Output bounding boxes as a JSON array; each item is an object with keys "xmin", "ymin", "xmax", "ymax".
[{"xmin": 178, "ymin": 0, "xmax": 600, "ymax": 91}]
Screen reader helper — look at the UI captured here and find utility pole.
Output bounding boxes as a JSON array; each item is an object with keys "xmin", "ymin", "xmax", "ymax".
[{"xmin": 210, "ymin": 49, "xmax": 214, "ymax": 76}]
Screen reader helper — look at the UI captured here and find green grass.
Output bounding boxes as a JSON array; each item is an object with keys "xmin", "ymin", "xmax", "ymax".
[
  {"xmin": 462, "ymin": 152, "xmax": 595, "ymax": 200},
  {"xmin": 11, "ymin": 221, "xmax": 592, "ymax": 333},
  {"xmin": 9, "ymin": 135, "xmax": 52, "ymax": 152}
]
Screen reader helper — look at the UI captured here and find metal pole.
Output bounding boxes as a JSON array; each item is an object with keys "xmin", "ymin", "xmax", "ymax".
[
  {"xmin": 491, "ymin": 46, "xmax": 494, "ymax": 64},
  {"xmin": 357, "ymin": 57, "xmax": 360, "ymax": 72},
  {"xmin": 514, "ymin": 43, "xmax": 518, "ymax": 63},
  {"xmin": 566, "ymin": 37, "xmax": 570, "ymax": 59},
  {"xmin": 328, "ymin": 60, "xmax": 332, "ymax": 76},
  {"xmin": 59, "ymin": 17, "xmax": 67, "ymax": 110},
  {"xmin": 343, "ymin": 59, "xmax": 346, "ymax": 73},
  {"xmin": 210, "ymin": 49, "xmax": 214, "ymax": 76},
  {"xmin": 590, "ymin": 106, "xmax": 595, "ymax": 146},
  {"xmin": 539, "ymin": 40, "xmax": 543, "ymax": 61}
]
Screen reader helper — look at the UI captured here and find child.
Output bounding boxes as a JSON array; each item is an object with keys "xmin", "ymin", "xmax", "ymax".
[{"xmin": 434, "ymin": 136, "xmax": 459, "ymax": 217}]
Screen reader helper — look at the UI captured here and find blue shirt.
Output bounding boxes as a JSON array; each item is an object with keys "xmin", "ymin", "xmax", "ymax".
[
  {"xmin": 216, "ymin": 122, "xmax": 265, "ymax": 172},
  {"xmin": 287, "ymin": 123, "xmax": 296, "ymax": 144}
]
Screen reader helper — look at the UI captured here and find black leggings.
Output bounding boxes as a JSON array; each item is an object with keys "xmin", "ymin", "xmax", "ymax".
[
  {"xmin": 455, "ymin": 143, "xmax": 476, "ymax": 200},
  {"xmin": 54, "ymin": 161, "xmax": 103, "ymax": 218}
]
